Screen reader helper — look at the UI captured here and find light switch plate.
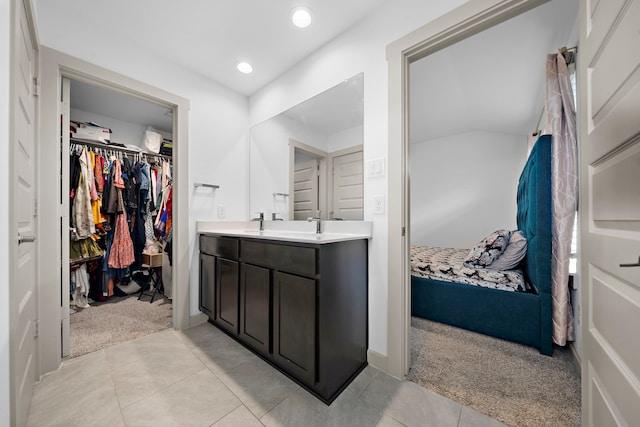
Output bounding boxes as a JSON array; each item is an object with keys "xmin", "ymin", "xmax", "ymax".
[
  {"xmin": 373, "ymin": 195, "xmax": 385, "ymax": 215},
  {"xmin": 367, "ymin": 158, "xmax": 385, "ymax": 178},
  {"xmin": 217, "ymin": 206, "xmax": 226, "ymax": 218}
]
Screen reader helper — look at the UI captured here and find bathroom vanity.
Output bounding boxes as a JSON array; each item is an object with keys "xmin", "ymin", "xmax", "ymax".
[{"xmin": 198, "ymin": 224, "xmax": 370, "ymax": 404}]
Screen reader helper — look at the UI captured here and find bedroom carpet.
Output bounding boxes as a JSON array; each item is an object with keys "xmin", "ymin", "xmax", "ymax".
[
  {"xmin": 68, "ymin": 294, "xmax": 172, "ymax": 359},
  {"xmin": 408, "ymin": 317, "xmax": 581, "ymax": 427}
]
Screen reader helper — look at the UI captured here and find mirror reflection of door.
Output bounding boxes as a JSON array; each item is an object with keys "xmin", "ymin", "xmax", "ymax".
[
  {"xmin": 293, "ymin": 150, "xmax": 321, "ymax": 220},
  {"xmin": 330, "ymin": 148, "xmax": 363, "ymax": 220}
]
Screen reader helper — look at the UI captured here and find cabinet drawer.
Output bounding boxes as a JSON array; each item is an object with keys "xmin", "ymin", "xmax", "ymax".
[
  {"xmin": 200, "ymin": 235, "xmax": 239, "ymax": 259},
  {"xmin": 242, "ymin": 240, "xmax": 316, "ymax": 277}
]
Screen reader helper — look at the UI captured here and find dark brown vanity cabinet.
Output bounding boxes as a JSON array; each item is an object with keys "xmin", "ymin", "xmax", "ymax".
[
  {"xmin": 199, "ymin": 236, "xmax": 240, "ymax": 334},
  {"xmin": 199, "ymin": 253, "xmax": 216, "ymax": 317},
  {"xmin": 199, "ymin": 233, "xmax": 368, "ymax": 404},
  {"xmin": 215, "ymin": 258, "xmax": 239, "ymax": 334},
  {"xmin": 239, "ymin": 263, "xmax": 270, "ymax": 356},
  {"xmin": 273, "ymin": 271, "xmax": 316, "ymax": 386}
]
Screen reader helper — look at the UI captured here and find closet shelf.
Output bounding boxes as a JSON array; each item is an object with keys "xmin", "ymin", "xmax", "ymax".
[{"xmin": 70, "ymin": 137, "xmax": 172, "ymax": 160}]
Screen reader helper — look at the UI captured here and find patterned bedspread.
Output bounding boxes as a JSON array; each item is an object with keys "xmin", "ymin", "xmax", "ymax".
[{"xmin": 410, "ymin": 246, "xmax": 529, "ymax": 292}]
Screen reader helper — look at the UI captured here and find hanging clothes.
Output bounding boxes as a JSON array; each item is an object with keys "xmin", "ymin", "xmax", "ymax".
[
  {"xmin": 73, "ymin": 146, "xmax": 96, "ymax": 239},
  {"xmin": 108, "ymin": 170, "xmax": 135, "ymax": 270}
]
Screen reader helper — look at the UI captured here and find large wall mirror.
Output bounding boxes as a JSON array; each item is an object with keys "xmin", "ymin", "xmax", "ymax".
[{"xmin": 250, "ymin": 73, "xmax": 364, "ymax": 221}]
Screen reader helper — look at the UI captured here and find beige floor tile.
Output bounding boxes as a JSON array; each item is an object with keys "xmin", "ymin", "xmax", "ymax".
[
  {"xmin": 176, "ymin": 321, "xmax": 224, "ymax": 348},
  {"xmin": 360, "ymin": 373, "xmax": 462, "ymax": 427},
  {"xmin": 111, "ymin": 346, "xmax": 206, "ymax": 408},
  {"xmin": 104, "ymin": 329, "xmax": 185, "ymax": 368},
  {"xmin": 27, "ymin": 351, "xmax": 124, "ymax": 427},
  {"xmin": 215, "ymin": 358, "xmax": 300, "ymax": 418},
  {"xmin": 121, "ymin": 368, "xmax": 241, "ymax": 427},
  {"xmin": 26, "ymin": 323, "xmax": 507, "ymax": 427},
  {"xmin": 343, "ymin": 365, "xmax": 381, "ymax": 397},
  {"xmin": 261, "ymin": 386, "xmax": 383, "ymax": 427},
  {"xmin": 376, "ymin": 414, "xmax": 408, "ymax": 427},
  {"xmin": 189, "ymin": 334, "xmax": 259, "ymax": 377},
  {"xmin": 458, "ymin": 406, "xmax": 508, "ymax": 427},
  {"xmin": 213, "ymin": 405, "xmax": 265, "ymax": 427}
]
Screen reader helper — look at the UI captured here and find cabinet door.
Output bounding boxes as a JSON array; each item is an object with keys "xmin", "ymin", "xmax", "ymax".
[
  {"xmin": 273, "ymin": 271, "xmax": 316, "ymax": 386},
  {"xmin": 215, "ymin": 258, "xmax": 239, "ymax": 334},
  {"xmin": 199, "ymin": 254, "xmax": 216, "ymax": 317},
  {"xmin": 239, "ymin": 263, "xmax": 271, "ymax": 355}
]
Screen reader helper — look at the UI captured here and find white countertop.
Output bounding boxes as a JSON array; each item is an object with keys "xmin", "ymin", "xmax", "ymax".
[{"xmin": 197, "ymin": 220, "xmax": 372, "ymax": 244}]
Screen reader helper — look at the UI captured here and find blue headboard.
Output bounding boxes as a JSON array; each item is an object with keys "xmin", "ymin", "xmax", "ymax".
[{"xmin": 516, "ymin": 134, "xmax": 552, "ymax": 296}]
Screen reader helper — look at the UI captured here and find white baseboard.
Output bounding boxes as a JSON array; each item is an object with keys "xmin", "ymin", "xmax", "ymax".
[
  {"xmin": 569, "ymin": 341, "xmax": 582, "ymax": 367},
  {"xmin": 189, "ymin": 312, "xmax": 208, "ymax": 328},
  {"xmin": 367, "ymin": 349, "xmax": 388, "ymax": 373}
]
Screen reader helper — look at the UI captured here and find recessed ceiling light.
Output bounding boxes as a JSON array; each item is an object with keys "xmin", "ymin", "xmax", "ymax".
[
  {"xmin": 290, "ymin": 7, "xmax": 313, "ymax": 28},
  {"xmin": 236, "ymin": 61, "xmax": 253, "ymax": 74}
]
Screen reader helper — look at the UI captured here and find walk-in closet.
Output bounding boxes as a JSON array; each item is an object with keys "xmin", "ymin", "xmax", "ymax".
[{"xmin": 63, "ymin": 78, "xmax": 175, "ymax": 358}]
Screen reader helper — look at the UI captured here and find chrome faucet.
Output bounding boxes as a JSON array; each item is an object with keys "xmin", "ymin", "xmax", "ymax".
[
  {"xmin": 251, "ymin": 212, "xmax": 264, "ymax": 231},
  {"xmin": 272, "ymin": 212, "xmax": 284, "ymax": 221},
  {"xmin": 307, "ymin": 211, "xmax": 322, "ymax": 234}
]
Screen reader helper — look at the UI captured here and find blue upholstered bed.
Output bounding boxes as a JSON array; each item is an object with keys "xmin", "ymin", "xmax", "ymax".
[{"xmin": 411, "ymin": 135, "xmax": 553, "ymax": 356}]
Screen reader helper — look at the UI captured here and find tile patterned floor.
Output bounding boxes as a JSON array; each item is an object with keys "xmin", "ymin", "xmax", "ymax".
[{"xmin": 26, "ymin": 323, "xmax": 506, "ymax": 427}]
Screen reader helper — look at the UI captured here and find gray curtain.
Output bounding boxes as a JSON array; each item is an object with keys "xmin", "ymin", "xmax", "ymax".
[{"xmin": 545, "ymin": 52, "xmax": 577, "ymax": 345}]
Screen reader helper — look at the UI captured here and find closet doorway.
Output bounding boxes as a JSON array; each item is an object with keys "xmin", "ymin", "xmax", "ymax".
[
  {"xmin": 62, "ymin": 77, "xmax": 176, "ymax": 359},
  {"xmin": 38, "ymin": 48, "xmax": 190, "ymax": 376}
]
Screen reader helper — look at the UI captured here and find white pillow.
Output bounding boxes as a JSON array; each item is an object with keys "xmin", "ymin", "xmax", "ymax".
[{"xmin": 488, "ymin": 230, "xmax": 528, "ymax": 270}]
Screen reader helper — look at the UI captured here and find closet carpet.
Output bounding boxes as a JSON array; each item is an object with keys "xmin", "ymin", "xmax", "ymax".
[
  {"xmin": 408, "ymin": 317, "xmax": 581, "ymax": 427},
  {"xmin": 69, "ymin": 294, "xmax": 172, "ymax": 359}
]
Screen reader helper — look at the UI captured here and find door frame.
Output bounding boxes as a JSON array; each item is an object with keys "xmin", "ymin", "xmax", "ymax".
[
  {"xmin": 37, "ymin": 47, "xmax": 190, "ymax": 375},
  {"xmin": 288, "ymin": 138, "xmax": 327, "ymax": 219},
  {"xmin": 385, "ymin": 0, "xmax": 550, "ymax": 378},
  {"xmin": 327, "ymin": 144, "xmax": 363, "ymax": 219}
]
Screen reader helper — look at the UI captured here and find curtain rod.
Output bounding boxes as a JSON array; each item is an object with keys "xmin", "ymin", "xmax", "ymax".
[
  {"xmin": 533, "ymin": 45, "xmax": 578, "ymax": 135},
  {"xmin": 559, "ymin": 45, "xmax": 577, "ymax": 65},
  {"xmin": 559, "ymin": 45, "xmax": 577, "ymax": 53}
]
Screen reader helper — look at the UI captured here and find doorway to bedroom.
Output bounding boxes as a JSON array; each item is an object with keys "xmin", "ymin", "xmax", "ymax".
[{"xmin": 405, "ymin": 0, "xmax": 581, "ymax": 425}]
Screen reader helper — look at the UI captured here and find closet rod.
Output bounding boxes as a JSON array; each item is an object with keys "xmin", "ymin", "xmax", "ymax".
[{"xmin": 70, "ymin": 137, "xmax": 173, "ymax": 161}]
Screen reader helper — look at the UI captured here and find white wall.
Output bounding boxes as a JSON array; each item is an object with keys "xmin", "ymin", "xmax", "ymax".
[
  {"xmin": 327, "ymin": 125, "xmax": 363, "ymax": 153},
  {"xmin": 249, "ymin": 0, "xmax": 469, "ymax": 359},
  {"xmin": 1, "ymin": 0, "xmax": 11, "ymax": 423},
  {"xmin": 70, "ymin": 108, "xmax": 171, "ymax": 149},
  {"xmin": 410, "ymin": 131, "xmax": 527, "ymax": 249},
  {"xmin": 250, "ymin": 114, "xmax": 327, "ymax": 219}
]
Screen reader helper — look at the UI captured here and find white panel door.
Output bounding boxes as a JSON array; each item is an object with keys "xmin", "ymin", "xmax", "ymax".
[
  {"xmin": 11, "ymin": 0, "xmax": 38, "ymax": 425},
  {"xmin": 579, "ymin": 0, "xmax": 640, "ymax": 425},
  {"xmin": 293, "ymin": 158, "xmax": 319, "ymax": 220},
  {"xmin": 331, "ymin": 150, "xmax": 363, "ymax": 220}
]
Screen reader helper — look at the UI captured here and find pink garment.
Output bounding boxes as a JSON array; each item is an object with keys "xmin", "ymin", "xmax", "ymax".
[
  {"xmin": 108, "ymin": 189, "xmax": 134, "ymax": 269},
  {"xmin": 113, "ymin": 158, "xmax": 125, "ymax": 189}
]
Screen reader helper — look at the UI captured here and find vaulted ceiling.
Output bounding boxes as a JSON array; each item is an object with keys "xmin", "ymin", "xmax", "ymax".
[{"xmin": 410, "ymin": 0, "xmax": 578, "ymax": 143}]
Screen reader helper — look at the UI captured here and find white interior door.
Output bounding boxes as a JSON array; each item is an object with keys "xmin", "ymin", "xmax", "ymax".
[
  {"xmin": 331, "ymin": 150, "xmax": 363, "ymax": 220},
  {"xmin": 579, "ymin": 0, "xmax": 640, "ymax": 425},
  {"xmin": 11, "ymin": 0, "xmax": 38, "ymax": 425},
  {"xmin": 293, "ymin": 158, "xmax": 319, "ymax": 220}
]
